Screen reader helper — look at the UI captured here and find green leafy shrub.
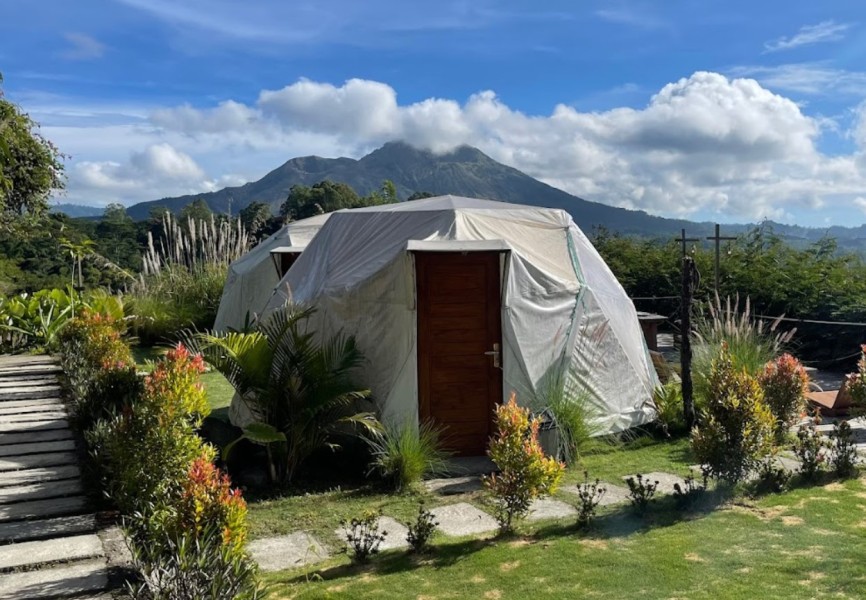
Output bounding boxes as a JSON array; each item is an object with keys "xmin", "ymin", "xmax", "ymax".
[
  {"xmin": 483, "ymin": 394, "xmax": 565, "ymax": 533},
  {"xmin": 754, "ymin": 458, "xmax": 791, "ymax": 494},
  {"xmin": 186, "ymin": 306, "xmax": 379, "ymax": 484},
  {"xmin": 758, "ymin": 354, "xmax": 809, "ymax": 442},
  {"xmin": 366, "ymin": 420, "xmax": 451, "ymax": 491},
  {"xmin": 691, "ymin": 343, "xmax": 775, "ymax": 483},
  {"xmin": 102, "ymin": 344, "xmax": 213, "ymax": 515},
  {"xmin": 830, "ymin": 420, "xmax": 858, "ymax": 479},
  {"xmin": 625, "ymin": 474, "xmax": 658, "ymax": 514},
  {"xmin": 405, "ymin": 503, "xmax": 438, "ymax": 553},
  {"xmin": 574, "ymin": 471, "xmax": 606, "ymax": 529},
  {"xmin": 793, "ymin": 422, "xmax": 827, "ymax": 481},
  {"xmin": 845, "ymin": 345, "xmax": 866, "ymax": 412},
  {"xmin": 340, "ymin": 510, "xmax": 387, "ymax": 563},
  {"xmin": 653, "ymin": 382, "xmax": 684, "ymax": 437},
  {"xmin": 126, "ymin": 523, "xmax": 260, "ymax": 600},
  {"xmin": 672, "ymin": 474, "xmax": 705, "ymax": 509}
]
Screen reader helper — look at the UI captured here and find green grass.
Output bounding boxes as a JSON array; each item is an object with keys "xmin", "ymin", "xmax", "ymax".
[
  {"xmin": 249, "ymin": 435, "xmax": 866, "ymax": 599},
  {"xmin": 132, "ymin": 344, "xmax": 235, "ymax": 413}
]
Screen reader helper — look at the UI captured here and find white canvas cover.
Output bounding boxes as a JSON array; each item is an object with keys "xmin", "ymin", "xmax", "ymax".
[
  {"xmin": 259, "ymin": 196, "xmax": 659, "ymax": 436},
  {"xmin": 214, "ymin": 213, "xmax": 330, "ymax": 332}
]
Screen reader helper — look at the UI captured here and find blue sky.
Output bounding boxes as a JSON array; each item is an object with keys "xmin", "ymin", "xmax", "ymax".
[{"xmin": 2, "ymin": 0, "xmax": 866, "ymax": 226}]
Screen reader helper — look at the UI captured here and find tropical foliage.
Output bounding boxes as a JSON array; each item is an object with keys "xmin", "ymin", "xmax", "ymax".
[
  {"xmin": 366, "ymin": 420, "xmax": 451, "ymax": 491},
  {"xmin": 186, "ymin": 305, "xmax": 379, "ymax": 484},
  {"xmin": 757, "ymin": 354, "xmax": 809, "ymax": 442}
]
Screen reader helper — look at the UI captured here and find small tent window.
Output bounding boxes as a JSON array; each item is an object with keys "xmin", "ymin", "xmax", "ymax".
[{"xmin": 270, "ymin": 246, "xmax": 303, "ymax": 279}]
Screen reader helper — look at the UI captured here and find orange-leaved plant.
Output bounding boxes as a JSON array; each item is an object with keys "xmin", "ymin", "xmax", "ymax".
[
  {"xmin": 845, "ymin": 345, "xmax": 866, "ymax": 411},
  {"xmin": 483, "ymin": 393, "xmax": 565, "ymax": 533},
  {"xmin": 758, "ymin": 353, "xmax": 809, "ymax": 442},
  {"xmin": 173, "ymin": 453, "xmax": 248, "ymax": 557}
]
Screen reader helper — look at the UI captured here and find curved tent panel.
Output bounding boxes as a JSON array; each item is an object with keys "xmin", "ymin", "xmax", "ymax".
[
  {"xmin": 256, "ymin": 195, "xmax": 659, "ymax": 444},
  {"xmin": 214, "ymin": 213, "xmax": 330, "ymax": 332}
]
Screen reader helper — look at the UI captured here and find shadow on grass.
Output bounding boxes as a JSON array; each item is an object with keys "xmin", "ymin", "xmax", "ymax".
[{"xmin": 274, "ymin": 537, "xmax": 496, "ymax": 585}]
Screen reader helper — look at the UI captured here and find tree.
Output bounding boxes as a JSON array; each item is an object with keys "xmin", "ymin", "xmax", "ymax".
[
  {"xmin": 239, "ymin": 201, "xmax": 272, "ymax": 238},
  {"xmin": 407, "ymin": 191, "xmax": 435, "ymax": 201},
  {"xmin": 103, "ymin": 203, "xmax": 131, "ymax": 224},
  {"xmin": 180, "ymin": 198, "xmax": 212, "ymax": 222},
  {"xmin": 279, "ymin": 181, "xmax": 361, "ymax": 221},
  {"xmin": 0, "ymin": 74, "xmax": 65, "ymax": 222}
]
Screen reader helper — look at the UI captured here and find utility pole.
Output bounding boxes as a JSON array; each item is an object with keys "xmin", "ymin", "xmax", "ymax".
[
  {"xmin": 681, "ymin": 256, "xmax": 697, "ymax": 430},
  {"xmin": 676, "ymin": 228, "xmax": 700, "ymax": 258},
  {"xmin": 706, "ymin": 224, "xmax": 736, "ymax": 295}
]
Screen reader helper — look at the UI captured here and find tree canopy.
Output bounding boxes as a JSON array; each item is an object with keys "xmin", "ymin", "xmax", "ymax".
[
  {"xmin": 0, "ymin": 74, "xmax": 65, "ymax": 222},
  {"xmin": 279, "ymin": 179, "xmax": 398, "ymax": 221}
]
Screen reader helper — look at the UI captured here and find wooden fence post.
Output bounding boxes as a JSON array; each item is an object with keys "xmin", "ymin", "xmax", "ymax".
[{"xmin": 681, "ymin": 256, "xmax": 696, "ymax": 430}]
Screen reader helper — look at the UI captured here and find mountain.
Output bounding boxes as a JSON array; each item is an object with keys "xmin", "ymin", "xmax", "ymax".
[
  {"xmin": 51, "ymin": 203, "xmax": 104, "ymax": 218},
  {"xmin": 126, "ymin": 142, "xmax": 866, "ymax": 247}
]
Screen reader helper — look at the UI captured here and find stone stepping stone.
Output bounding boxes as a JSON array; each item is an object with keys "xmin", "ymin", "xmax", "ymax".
[
  {"xmin": 0, "ymin": 533, "xmax": 103, "ymax": 571},
  {"xmin": 424, "ymin": 475, "xmax": 483, "ymax": 495},
  {"xmin": 0, "ymin": 379, "xmax": 59, "ymax": 391},
  {"xmin": 0, "ymin": 439, "xmax": 76, "ymax": 458},
  {"xmin": 0, "ymin": 559, "xmax": 108, "ymax": 600},
  {"xmin": 527, "ymin": 497, "xmax": 577, "ymax": 521},
  {"xmin": 0, "ymin": 418, "xmax": 69, "ymax": 433},
  {"xmin": 563, "ymin": 482, "xmax": 631, "ymax": 507},
  {"xmin": 248, "ymin": 532, "xmax": 329, "ymax": 572},
  {"xmin": 0, "ymin": 397, "xmax": 64, "ymax": 409},
  {"xmin": 334, "ymin": 516, "xmax": 409, "ymax": 552},
  {"xmin": 0, "ymin": 495, "xmax": 89, "ymax": 521},
  {"xmin": 0, "ymin": 429, "xmax": 74, "ymax": 446},
  {"xmin": 0, "ymin": 452, "xmax": 78, "ymax": 472},
  {"xmin": 0, "ymin": 366, "xmax": 63, "ymax": 379},
  {"xmin": 0, "ymin": 514, "xmax": 97, "ymax": 544},
  {"xmin": 0, "ymin": 464, "xmax": 80, "ymax": 487},
  {"xmin": 623, "ymin": 472, "xmax": 687, "ymax": 495},
  {"xmin": 429, "ymin": 503, "xmax": 498, "ymax": 537},
  {"xmin": 0, "ymin": 479, "xmax": 84, "ymax": 505}
]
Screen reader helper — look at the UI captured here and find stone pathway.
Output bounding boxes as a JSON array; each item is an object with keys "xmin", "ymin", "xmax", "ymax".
[
  {"xmin": 249, "ymin": 466, "xmax": 708, "ymax": 572},
  {"xmin": 0, "ymin": 354, "xmax": 115, "ymax": 600}
]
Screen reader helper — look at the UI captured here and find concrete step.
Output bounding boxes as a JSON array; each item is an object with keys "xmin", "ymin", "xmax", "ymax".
[
  {"xmin": 0, "ymin": 412, "xmax": 67, "ymax": 423},
  {"xmin": 0, "ymin": 366, "xmax": 63, "ymax": 379},
  {"xmin": 0, "ymin": 398, "xmax": 64, "ymax": 409},
  {"xmin": 0, "ymin": 465, "xmax": 81, "ymax": 487},
  {"xmin": 0, "ymin": 559, "xmax": 108, "ymax": 600},
  {"xmin": 0, "ymin": 419, "xmax": 69, "ymax": 433},
  {"xmin": 0, "ymin": 452, "xmax": 78, "ymax": 472},
  {"xmin": 0, "ymin": 355, "xmax": 57, "ymax": 367},
  {"xmin": 0, "ymin": 533, "xmax": 104, "ymax": 572},
  {"xmin": 0, "ymin": 378, "xmax": 59, "ymax": 389},
  {"xmin": 0, "ymin": 440, "xmax": 76, "ymax": 458},
  {"xmin": 0, "ymin": 403, "xmax": 66, "ymax": 416},
  {"xmin": 0, "ymin": 514, "xmax": 97, "ymax": 544},
  {"xmin": 0, "ymin": 479, "xmax": 84, "ymax": 505},
  {"xmin": 0, "ymin": 372, "xmax": 60, "ymax": 383},
  {"xmin": 0, "ymin": 429, "xmax": 75, "ymax": 446},
  {"xmin": 0, "ymin": 386, "xmax": 63, "ymax": 401},
  {"xmin": 0, "ymin": 495, "xmax": 89, "ymax": 522}
]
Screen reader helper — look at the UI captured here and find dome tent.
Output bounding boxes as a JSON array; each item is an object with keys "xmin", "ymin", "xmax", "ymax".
[
  {"xmin": 259, "ymin": 196, "xmax": 659, "ymax": 455},
  {"xmin": 214, "ymin": 213, "xmax": 330, "ymax": 332}
]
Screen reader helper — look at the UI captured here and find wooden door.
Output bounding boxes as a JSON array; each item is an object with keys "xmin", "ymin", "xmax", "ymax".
[{"xmin": 416, "ymin": 252, "xmax": 503, "ymax": 456}]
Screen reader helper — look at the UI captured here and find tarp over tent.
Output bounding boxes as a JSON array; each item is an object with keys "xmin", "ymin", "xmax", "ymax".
[
  {"xmin": 214, "ymin": 213, "xmax": 330, "ymax": 332},
  {"xmin": 259, "ymin": 196, "xmax": 659, "ymax": 438}
]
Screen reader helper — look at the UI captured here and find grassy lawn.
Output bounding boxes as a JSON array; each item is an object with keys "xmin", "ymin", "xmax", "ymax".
[
  {"xmin": 132, "ymin": 345, "xmax": 235, "ymax": 413},
  {"xmin": 248, "ymin": 436, "xmax": 866, "ymax": 599}
]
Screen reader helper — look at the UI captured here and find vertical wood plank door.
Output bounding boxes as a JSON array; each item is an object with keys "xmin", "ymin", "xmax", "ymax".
[{"xmin": 416, "ymin": 252, "xmax": 503, "ymax": 456}]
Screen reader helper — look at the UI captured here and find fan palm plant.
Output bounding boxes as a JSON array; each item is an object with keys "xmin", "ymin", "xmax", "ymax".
[{"xmin": 185, "ymin": 306, "xmax": 379, "ymax": 484}]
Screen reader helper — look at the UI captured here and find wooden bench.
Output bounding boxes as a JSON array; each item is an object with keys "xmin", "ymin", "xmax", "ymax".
[{"xmin": 806, "ymin": 378, "xmax": 852, "ymax": 416}]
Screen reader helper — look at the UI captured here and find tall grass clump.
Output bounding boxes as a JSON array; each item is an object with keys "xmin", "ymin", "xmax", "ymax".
[
  {"xmin": 527, "ymin": 360, "xmax": 601, "ymax": 466},
  {"xmin": 693, "ymin": 294, "xmax": 794, "ymax": 409},
  {"xmin": 128, "ymin": 212, "xmax": 249, "ymax": 344},
  {"xmin": 366, "ymin": 421, "xmax": 451, "ymax": 491}
]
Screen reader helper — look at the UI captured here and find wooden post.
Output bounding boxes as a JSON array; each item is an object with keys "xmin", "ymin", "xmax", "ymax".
[
  {"xmin": 681, "ymin": 256, "xmax": 696, "ymax": 430},
  {"xmin": 705, "ymin": 223, "xmax": 736, "ymax": 295},
  {"xmin": 676, "ymin": 228, "xmax": 700, "ymax": 258}
]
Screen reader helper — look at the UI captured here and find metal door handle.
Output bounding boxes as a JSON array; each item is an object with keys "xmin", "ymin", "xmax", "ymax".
[{"xmin": 484, "ymin": 343, "xmax": 501, "ymax": 368}]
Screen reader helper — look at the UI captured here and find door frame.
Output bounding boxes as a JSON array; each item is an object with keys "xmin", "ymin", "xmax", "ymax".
[{"xmin": 412, "ymin": 247, "xmax": 509, "ymax": 454}]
